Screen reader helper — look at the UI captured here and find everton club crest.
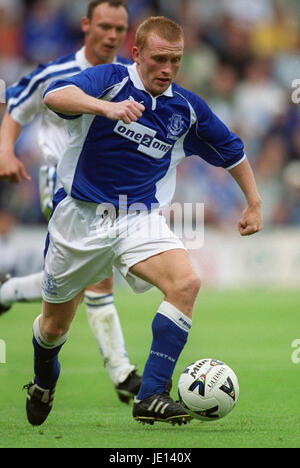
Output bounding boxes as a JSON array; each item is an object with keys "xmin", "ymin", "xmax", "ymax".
[{"xmin": 167, "ymin": 113, "xmax": 185, "ymax": 140}]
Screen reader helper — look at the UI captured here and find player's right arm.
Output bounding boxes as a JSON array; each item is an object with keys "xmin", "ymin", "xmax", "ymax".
[
  {"xmin": 43, "ymin": 64, "xmax": 145, "ymax": 124},
  {"xmin": 44, "ymin": 85, "xmax": 144, "ymax": 124},
  {"xmin": 0, "ymin": 111, "xmax": 31, "ymax": 183}
]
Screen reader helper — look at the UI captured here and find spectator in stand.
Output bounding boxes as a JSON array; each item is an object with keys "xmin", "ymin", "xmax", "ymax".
[
  {"xmin": 206, "ymin": 63, "xmax": 238, "ymax": 128},
  {"xmin": 175, "ymin": 21, "xmax": 217, "ymax": 97},
  {"xmin": 254, "ymin": 133, "xmax": 288, "ymax": 227},
  {"xmin": 22, "ymin": 0, "xmax": 76, "ymax": 63},
  {"xmin": 282, "ymin": 161, "xmax": 300, "ymax": 225},
  {"xmin": 221, "ymin": 0, "xmax": 274, "ymax": 26},
  {"xmin": 233, "ymin": 57, "xmax": 288, "ymax": 142},
  {"xmin": 250, "ymin": 3, "xmax": 298, "ymax": 59}
]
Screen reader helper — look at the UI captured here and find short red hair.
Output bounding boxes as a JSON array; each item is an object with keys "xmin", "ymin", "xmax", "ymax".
[{"xmin": 135, "ymin": 16, "xmax": 184, "ymax": 51}]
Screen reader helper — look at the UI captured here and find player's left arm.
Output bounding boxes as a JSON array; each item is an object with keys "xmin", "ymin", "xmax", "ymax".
[
  {"xmin": 183, "ymin": 93, "xmax": 263, "ymax": 236},
  {"xmin": 228, "ymin": 158, "xmax": 263, "ymax": 236}
]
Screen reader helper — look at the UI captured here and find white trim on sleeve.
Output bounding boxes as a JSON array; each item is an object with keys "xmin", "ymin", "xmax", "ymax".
[
  {"xmin": 44, "ymin": 84, "xmax": 79, "ymax": 97},
  {"xmin": 225, "ymin": 154, "xmax": 246, "ymax": 170}
]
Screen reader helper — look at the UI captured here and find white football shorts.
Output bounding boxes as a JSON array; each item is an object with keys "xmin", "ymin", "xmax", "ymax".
[{"xmin": 42, "ymin": 195, "xmax": 185, "ymax": 303}]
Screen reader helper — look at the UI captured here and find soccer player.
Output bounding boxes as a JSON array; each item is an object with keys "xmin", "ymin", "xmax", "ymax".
[
  {"xmin": 0, "ymin": 0, "xmax": 142, "ymax": 404},
  {"xmin": 24, "ymin": 15, "xmax": 263, "ymax": 426}
]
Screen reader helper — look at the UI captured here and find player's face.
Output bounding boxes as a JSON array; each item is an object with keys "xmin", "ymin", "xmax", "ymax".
[
  {"xmin": 82, "ymin": 3, "xmax": 128, "ymax": 65},
  {"xmin": 133, "ymin": 33, "xmax": 184, "ymax": 97}
]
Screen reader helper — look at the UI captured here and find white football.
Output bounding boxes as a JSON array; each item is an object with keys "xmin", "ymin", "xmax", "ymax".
[{"xmin": 178, "ymin": 358, "xmax": 239, "ymax": 421}]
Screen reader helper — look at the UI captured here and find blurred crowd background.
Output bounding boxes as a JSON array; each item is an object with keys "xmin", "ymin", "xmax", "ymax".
[{"xmin": 0, "ymin": 0, "xmax": 300, "ymax": 235}]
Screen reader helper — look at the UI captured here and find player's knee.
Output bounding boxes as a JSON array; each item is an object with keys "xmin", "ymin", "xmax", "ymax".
[
  {"xmin": 174, "ymin": 273, "xmax": 201, "ymax": 305},
  {"xmin": 182, "ymin": 273, "xmax": 201, "ymax": 300},
  {"xmin": 41, "ymin": 321, "xmax": 69, "ymax": 344}
]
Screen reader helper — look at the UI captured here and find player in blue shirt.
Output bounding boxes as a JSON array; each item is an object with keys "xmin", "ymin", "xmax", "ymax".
[
  {"xmin": 0, "ymin": 0, "xmax": 142, "ymax": 404},
  {"xmin": 24, "ymin": 16, "xmax": 263, "ymax": 426}
]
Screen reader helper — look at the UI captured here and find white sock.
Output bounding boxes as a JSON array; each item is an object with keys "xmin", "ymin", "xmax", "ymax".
[
  {"xmin": 33, "ymin": 314, "xmax": 69, "ymax": 349},
  {"xmin": 84, "ymin": 291, "xmax": 135, "ymax": 385},
  {"xmin": 0, "ymin": 271, "xmax": 43, "ymax": 306}
]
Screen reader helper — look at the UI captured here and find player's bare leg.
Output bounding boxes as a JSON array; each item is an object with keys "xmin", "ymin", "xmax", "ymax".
[
  {"xmin": 130, "ymin": 249, "xmax": 200, "ymax": 319},
  {"xmin": 84, "ymin": 277, "xmax": 141, "ymax": 402},
  {"xmin": 130, "ymin": 249, "xmax": 201, "ymax": 425}
]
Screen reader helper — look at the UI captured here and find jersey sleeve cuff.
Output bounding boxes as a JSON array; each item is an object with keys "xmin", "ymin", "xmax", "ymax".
[
  {"xmin": 43, "ymin": 83, "xmax": 77, "ymax": 98},
  {"xmin": 225, "ymin": 154, "xmax": 246, "ymax": 170}
]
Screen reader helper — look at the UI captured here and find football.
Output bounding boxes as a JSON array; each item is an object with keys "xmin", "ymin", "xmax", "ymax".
[{"xmin": 178, "ymin": 358, "xmax": 239, "ymax": 421}]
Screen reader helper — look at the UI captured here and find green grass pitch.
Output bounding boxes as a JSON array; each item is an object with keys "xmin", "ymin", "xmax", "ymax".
[{"xmin": 0, "ymin": 288, "xmax": 299, "ymax": 448}]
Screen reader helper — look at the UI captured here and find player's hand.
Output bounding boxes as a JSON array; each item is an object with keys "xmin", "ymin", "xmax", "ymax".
[
  {"xmin": 0, "ymin": 150, "xmax": 31, "ymax": 184},
  {"xmin": 101, "ymin": 100, "xmax": 145, "ymax": 124},
  {"xmin": 238, "ymin": 205, "xmax": 263, "ymax": 236}
]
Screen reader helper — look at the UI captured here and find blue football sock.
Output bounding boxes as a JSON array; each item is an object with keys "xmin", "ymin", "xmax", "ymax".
[
  {"xmin": 33, "ymin": 337, "xmax": 62, "ymax": 389},
  {"xmin": 32, "ymin": 314, "xmax": 68, "ymax": 389},
  {"xmin": 137, "ymin": 301, "xmax": 192, "ymax": 401}
]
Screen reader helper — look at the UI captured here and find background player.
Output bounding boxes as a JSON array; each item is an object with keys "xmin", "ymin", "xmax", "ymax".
[{"xmin": 0, "ymin": 0, "xmax": 141, "ymax": 404}]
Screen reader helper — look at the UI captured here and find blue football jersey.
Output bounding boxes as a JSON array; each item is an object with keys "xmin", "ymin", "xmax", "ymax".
[{"xmin": 44, "ymin": 63, "xmax": 245, "ymax": 209}]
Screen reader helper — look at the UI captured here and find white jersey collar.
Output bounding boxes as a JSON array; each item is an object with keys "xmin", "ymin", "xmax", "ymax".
[
  {"xmin": 128, "ymin": 63, "xmax": 173, "ymax": 98},
  {"xmin": 76, "ymin": 47, "xmax": 93, "ymax": 70},
  {"xmin": 76, "ymin": 46, "xmax": 121, "ymax": 70}
]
